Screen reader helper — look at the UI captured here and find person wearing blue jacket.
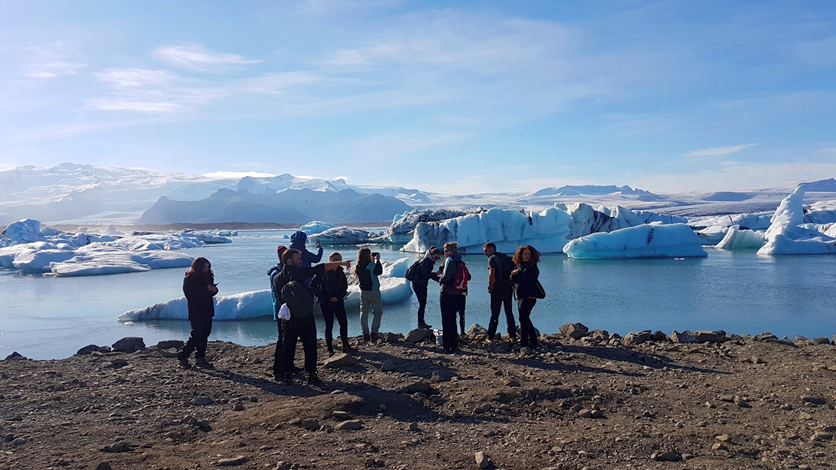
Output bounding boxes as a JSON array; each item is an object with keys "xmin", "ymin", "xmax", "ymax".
[
  {"xmin": 268, "ymin": 245, "xmax": 288, "ymax": 379},
  {"xmin": 290, "ymin": 230, "xmax": 323, "ymax": 268}
]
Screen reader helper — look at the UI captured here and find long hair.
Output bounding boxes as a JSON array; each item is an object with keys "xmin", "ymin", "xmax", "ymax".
[
  {"xmin": 186, "ymin": 257, "xmax": 211, "ymax": 276},
  {"xmin": 512, "ymin": 245, "xmax": 540, "ymax": 266},
  {"xmin": 354, "ymin": 247, "xmax": 372, "ymax": 278},
  {"xmin": 443, "ymin": 241, "xmax": 458, "ymax": 255}
]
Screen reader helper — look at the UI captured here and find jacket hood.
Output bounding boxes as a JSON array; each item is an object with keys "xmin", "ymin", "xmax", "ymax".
[
  {"xmin": 290, "ymin": 231, "xmax": 307, "ymax": 243},
  {"xmin": 447, "ymin": 253, "xmax": 463, "ymax": 262}
]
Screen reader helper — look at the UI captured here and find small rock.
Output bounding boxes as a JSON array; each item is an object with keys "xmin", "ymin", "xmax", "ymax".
[
  {"xmin": 378, "ymin": 404, "xmax": 387, "ymax": 411},
  {"xmin": 559, "ymin": 322, "xmax": 589, "ymax": 339},
  {"xmin": 109, "ymin": 358, "xmax": 128, "ymax": 368},
  {"xmin": 399, "ymin": 381, "xmax": 432, "ymax": 394},
  {"xmin": 578, "ymin": 409, "xmax": 593, "ymax": 419},
  {"xmin": 217, "ymin": 456, "xmax": 248, "ymax": 466},
  {"xmin": 194, "ymin": 396, "xmax": 214, "ymax": 406},
  {"xmin": 111, "ymin": 336, "xmax": 145, "ymax": 353},
  {"xmin": 475, "ymin": 451, "xmax": 490, "ymax": 469},
  {"xmin": 323, "ymin": 353, "xmax": 358, "ymax": 369},
  {"xmin": 408, "ymin": 422, "xmax": 419, "ymax": 432},
  {"xmin": 76, "ymin": 344, "xmax": 101, "ymax": 356},
  {"xmin": 404, "ymin": 328, "xmax": 432, "ymax": 343},
  {"xmin": 301, "ymin": 420, "xmax": 320, "ymax": 431},
  {"xmin": 95, "ymin": 463, "xmax": 113, "ymax": 470},
  {"xmin": 102, "ymin": 441, "xmax": 131, "ymax": 453},
  {"xmin": 802, "ymin": 396, "xmax": 826, "ymax": 405},
  {"xmin": 811, "ymin": 431, "xmax": 833, "ymax": 441},
  {"xmin": 716, "ymin": 434, "xmax": 729, "ymax": 442},
  {"xmin": 505, "ymin": 379, "xmax": 521, "ymax": 387},
  {"xmin": 590, "ymin": 410, "xmax": 605, "ymax": 419},
  {"xmin": 711, "ymin": 443, "xmax": 728, "ymax": 451},
  {"xmin": 332, "ymin": 410, "xmax": 351, "ymax": 420},
  {"xmin": 335, "ymin": 420, "xmax": 363, "ymax": 431},
  {"xmin": 4, "ymin": 352, "xmax": 25, "ymax": 361},
  {"xmin": 155, "ymin": 340, "xmax": 184, "ymax": 349},
  {"xmin": 380, "ymin": 360, "xmax": 396, "ymax": 372},
  {"xmin": 652, "ymin": 451, "xmax": 681, "ymax": 462},
  {"xmin": 233, "ymin": 403, "xmax": 245, "ymax": 411}
]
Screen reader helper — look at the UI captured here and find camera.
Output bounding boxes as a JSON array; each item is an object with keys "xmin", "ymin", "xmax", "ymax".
[{"xmin": 371, "ymin": 252, "xmax": 380, "ymax": 258}]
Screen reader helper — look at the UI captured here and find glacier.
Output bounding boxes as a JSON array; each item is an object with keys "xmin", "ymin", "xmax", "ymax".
[
  {"xmin": 0, "ymin": 219, "xmax": 215, "ymax": 276},
  {"xmin": 118, "ymin": 257, "xmax": 413, "ymax": 321},
  {"xmin": 563, "ymin": 224, "xmax": 707, "ymax": 259},
  {"xmin": 757, "ymin": 186, "xmax": 836, "ymax": 255}
]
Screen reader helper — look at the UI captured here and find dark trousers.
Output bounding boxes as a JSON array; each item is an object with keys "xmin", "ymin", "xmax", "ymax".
[
  {"xmin": 517, "ymin": 297, "xmax": 538, "ymax": 347},
  {"xmin": 272, "ymin": 320, "xmax": 285, "ymax": 377},
  {"xmin": 179, "ymin": 315, "xmax": 212, "ymax": 360},
  {"xmin": 321, "ymin": 300, "xmax": 348, "ymax": 351},
  {"xmin": 282, "ymin": 315, "xmax": 317, "ymax": 374},
  {"xmin": 487, "ymin": 290, "xmax": 517, "ymax": 339},
  {"xmin": 440, "ymin": 294, "xmax": 465, "ymax": 351},
  {"xmin": 412, "ymin": 283, "xmax": 428, "ymax": 326}
]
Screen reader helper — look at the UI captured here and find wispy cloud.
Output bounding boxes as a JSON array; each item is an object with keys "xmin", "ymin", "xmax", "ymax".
[
  {"xmin": 21, "ymin": 42, "xmax": 86, "ymax": 79},
  {"xmin": 350, "ymin": 133, "xmax": 464, "ymax": 162},
  {"xmin": 153, "ymin": 44, "xmax": 260, "ymax": 73},
  {"xmin": 684, "ymin": 144, "xmax": 758, "ymax": 159}
]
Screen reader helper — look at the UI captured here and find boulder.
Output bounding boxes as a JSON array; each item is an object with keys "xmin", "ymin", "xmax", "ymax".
[
  {"xmin": 155, "ymin": 340, "xmax": 185, "ymax": 349},
  {"xmin": 695, "ymin": 330, "xmax": 726, "ymax": 343},
  {"xmin": 111, "ymin": 337, "xmax": 145, "ymax": 353},
  {"xmin": 75, "ymin": 345, "xmax": 101, "ymax": 356},
  {"xmin": 669, "ymin": 331, "xmax": 698, "ymax": 344},
  {"xmin": 323, "ymin": 353, "xmax": 359, "ymax": 369},
  {"xmin": 622, "ymin": 331, "xmax": 652, "ymax": 345},
  {"xmin": 404, "ymin": 328, "xmax": 432, "ymax": 343},
  {"xmin": 4, "ymin": 352, "xmax": 25, "ymax": 361},
  {"xmin": 467, "ymin": 324, "xmax": 488, "ymax": 337},
  {"xmin": 559, "ymin": 322, "xmax": 588, "ymax": 339}
]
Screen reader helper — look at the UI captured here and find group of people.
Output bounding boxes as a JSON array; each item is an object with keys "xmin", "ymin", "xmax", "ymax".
[
  {"xmin": 409, "ymin": 241, "xmax": 544, "ymax": 353},
  {"xmin": 176, "ymin": 229, "xmax": 545, "ymax": 386}
]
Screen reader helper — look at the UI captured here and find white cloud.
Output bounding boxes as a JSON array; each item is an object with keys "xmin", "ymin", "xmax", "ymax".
[
  {"xmin": 94, "ymin": 69, "xmax": 179, "ymax": 89},
  {"xmin": 684, "ymin": 144, "xmax": 758, "ymax": 159},
  {"xmin": 153, "ymin": 44, "xmax": 260, "ymax": 72},
  {"xmin": 21, "ymin": 42, "xmax": 86, "ymax": 79}
]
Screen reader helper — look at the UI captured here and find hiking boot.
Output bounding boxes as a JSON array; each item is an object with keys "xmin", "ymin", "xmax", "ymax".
[
  {"xmin": 307, "ymin": 373, "xmax": 322, "ymax": 387},
  {"xmin": 178, "ymin": 358, "xmax": 192, "ymax": 369},
  {"xmin": 363, "ymin": 334, "xmax": 371, "ymax": 342},
  {"xmin": 418, "ymin": 322, "xmax": 432, "ymax": 329},
  {"xmin": 195, "ymin": 357, "xmax": 214, "ymax": 369},
  {"xmin": 283, "ymin": 373, "xmax": 294, "ymax": 384},
  {"xmin": 342, "ymin": 344, "xmax": 356, "ymax": 353},
  {"xmin": 370, "ymin": 333, "xmax": 379, "ymax": 342}
]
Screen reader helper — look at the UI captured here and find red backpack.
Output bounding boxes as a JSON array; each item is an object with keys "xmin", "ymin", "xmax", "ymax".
[{"xmin": 453, "ymin": 260, "xmax": 470, "ymax": 292}]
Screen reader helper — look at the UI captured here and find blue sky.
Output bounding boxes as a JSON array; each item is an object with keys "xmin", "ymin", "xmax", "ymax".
[{"xmin": 1, "ymin": 0, "xmax": 835, "ymax": 194}]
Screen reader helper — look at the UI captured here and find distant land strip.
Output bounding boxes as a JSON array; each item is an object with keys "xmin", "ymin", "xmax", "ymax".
[{"xmin": 50, "ymin": 222, "xmax": 392, "ymax": 232}]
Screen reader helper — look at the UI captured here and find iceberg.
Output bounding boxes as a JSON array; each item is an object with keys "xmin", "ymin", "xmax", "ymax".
[
  {"xmin": 386, "ymin": 209, "xmax": 472, "ymax": 244},
  {"xmin": 563, "ymin": 224, "xmax": 707, "ymax": 259},
  {"xmin": 0, "ymin": 219, "xmax": 201, "ymax": 276},
  {"xmin": 403, "ymin": 207, "xmax": 573, "ymax": 254},
  {"xmin": 118, "ymin": 257, "xmax": 414, "ymax": 321},
  {"xmin": 715, "ymin": 225, "xmax": 766, "ymax": 250},
  {"xmin": 309, "ymin": 227, "xmax": 369, "ymax": 245},
  {"xmin": 559, "ymin": 203, "xmax": 686, "ymax": 240},
  {"xmin": 757, "ymin": 186, "xmax": 836, "ymax": 255},
  {"xmin": 299, "ymin": 221, "xmax": 336, "ymax": 235}
]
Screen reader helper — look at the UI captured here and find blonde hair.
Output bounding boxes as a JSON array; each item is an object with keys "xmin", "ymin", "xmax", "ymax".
[
  {"xmin": 329, "ymin": 252, "xmax": 342, "ymax": 262},
  {"xmin": 443, "ymin": 241, "xmax": 459, "ymax": 254}
]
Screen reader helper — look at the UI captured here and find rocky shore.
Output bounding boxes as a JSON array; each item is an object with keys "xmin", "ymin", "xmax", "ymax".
[{"xmin": 2, "ymin": 324, "xmax": 836, "ymax": 470}]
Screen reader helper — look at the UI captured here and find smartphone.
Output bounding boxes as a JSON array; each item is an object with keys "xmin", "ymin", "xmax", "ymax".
[
  {"xmin": 371, "ymin": 252, "xmax": 380, "ymax": 258},
  {"xmin": 315, "ymin": 239, "xmax": 321, "ymax": 247}
]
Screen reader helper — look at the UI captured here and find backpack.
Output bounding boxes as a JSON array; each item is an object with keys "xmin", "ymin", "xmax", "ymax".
[
  {"xmin": 280, "ymin": 280, "xmax": 314, "ymax": 319},
  {"xmin": 268, "ymin": 264, "xmax": 282, "ymax": 318},
  {"xmin": 494, "ymin": 254, "xmax": 515, "ymax": 287},
  {"xmin": 405, "ymin": 261, "xmax": 421, "ymax": 281},
  {"xmin": 453, "ymin": 260, "xmax": 470, "ymax": 292}
]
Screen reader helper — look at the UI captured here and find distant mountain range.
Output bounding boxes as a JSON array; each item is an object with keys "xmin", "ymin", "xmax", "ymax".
[{"xmin": 1, "ymin": 163, "xmax": 835, "ymax": 225}]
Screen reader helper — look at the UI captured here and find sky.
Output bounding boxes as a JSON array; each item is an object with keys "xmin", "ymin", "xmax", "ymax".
[{"xmin": 1, "ymin": 0, "xmax": 835, "ymax": 195}]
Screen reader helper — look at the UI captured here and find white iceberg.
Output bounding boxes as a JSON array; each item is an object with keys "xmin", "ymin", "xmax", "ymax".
[
  {"xmin": 715, "ymin": 225, "xmax": 766, "ymax": 250},
  {"xmin": 560, "ymin": 203, "xmax": 686, "ymax": 240},
  {"xmin": 563, "ymin": 223, "xmax": 707, "ymax": 259},
  {"xmin": 757, "ymin": 186, "xmax": 836, "ymax": 255},
  {"xmin": 299, "ymin": 221, "xmax": 337, "ymax": 236},
  {"xmin": 403, "ymin": 207, "xmax": 572, "ymax": 254},
  {"xmin": 118, "ymin": 257, "xmax": 413, "ymax": 321},
  {"xmin": 0, "ymin": 219, "xmax": 200, "ymax": 276},
  {"xmin": 309, "ymin": 227, "xmax": 369, "ymax": 245},
  {"xmin": 386, "ymin": 209, "xmax": 472, "ymax": 244}
]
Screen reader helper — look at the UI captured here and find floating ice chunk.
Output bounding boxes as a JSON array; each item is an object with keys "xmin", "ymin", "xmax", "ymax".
[
  {"xmin": 758, "ymin": 186, "xmax": 836, "ymax": 255},
  {"xmin": 563, "ymin": 224, "xmax": 707, "ymax": 259},
  {"xmin": 310, "ymin": 227, "xmax": 369, "ymax": 245},
  {"xmin": 715, "ymin": 225, "xmax": 766, "ymax": 250},
  {"xmin": 386, "ymin": 209, "xmax": 472, "ymax": 244},
  {"xmin": 299, "ymin": 221, "xmax": 336, "ymax": 235},
  {"xmin": 403, "ymin": 207, "xmax": 572, "ymax": 254}
]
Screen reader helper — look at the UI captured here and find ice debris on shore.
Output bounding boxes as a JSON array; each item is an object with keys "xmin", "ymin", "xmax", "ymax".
[
  {"xmin": 0, "ymin": 219, "xmax": 230, "ymax": 276},
  {"xmin": 118, "ymin": 257, "xmax": 412, "ymax": 321}
]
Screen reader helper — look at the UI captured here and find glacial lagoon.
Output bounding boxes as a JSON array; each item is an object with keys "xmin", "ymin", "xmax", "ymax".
[{"xmin": 2, "ymin": 229, "xmax": 836, "ymax": 359}]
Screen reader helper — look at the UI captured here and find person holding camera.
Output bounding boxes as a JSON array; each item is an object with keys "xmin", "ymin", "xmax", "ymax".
[
  {"xmin": 354, "ymin": 247, "xmax": 383, "ymax": 342},
  {"xmin": 290, "ymin": 230, "xmax": 323, "ymax": 283},
  {"xmin": 178, "ymin": 257, "xmax": 219, "ymax": 369}
]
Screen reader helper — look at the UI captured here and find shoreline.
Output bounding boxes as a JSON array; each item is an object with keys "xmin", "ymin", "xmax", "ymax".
[{"xmin": 3, "ymin": 325, "xmax": 836, "ymax": 469}]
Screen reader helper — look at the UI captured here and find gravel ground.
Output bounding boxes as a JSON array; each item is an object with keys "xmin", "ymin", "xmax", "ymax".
[{"xmin": 2, "ymin": 327, "xmax": 836, "ymax": 470}]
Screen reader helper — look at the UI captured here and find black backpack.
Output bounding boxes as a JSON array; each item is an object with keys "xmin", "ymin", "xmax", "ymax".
[
  {"xmin": 281, "ymin": 280, "xmax": 314, "ymax": 319},
  {"xmin": 494, "ymin": 254, "xmax": 516, "ymax": 287},
  {"xmin": 405, "ymin": 260, "xmax": 421, "ymax": 281}
]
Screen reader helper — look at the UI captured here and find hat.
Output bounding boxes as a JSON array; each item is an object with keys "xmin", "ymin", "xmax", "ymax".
[{"xmin": 290, "ymin": 231, "xmax": 307, "ymax": 243}]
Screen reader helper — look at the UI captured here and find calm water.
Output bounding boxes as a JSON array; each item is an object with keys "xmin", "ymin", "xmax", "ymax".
[{"xmin": 2, "ymin": 229, "xmax": 836, "ymax": 360}]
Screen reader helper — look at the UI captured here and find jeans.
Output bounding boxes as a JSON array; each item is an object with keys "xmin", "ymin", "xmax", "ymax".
[
  {"xmin": 412, "ymin": 283, "xmax": 428, "ymax": 326},
  {"xmin": 360, "ymin": 289, "xmax": 383, "ymax": 335},
  {"xmin": 517, "ymin": 297, "xmax": 538, "ymax": 347},
  {"xmin": 179, "ymin": 315, "xmax": 212, "ymax": 360},
  {"xmin": 321, "ymin": 300, "xmax": 349, "ymax": 351},
  {"xmin": 487, "ymin": 290, "xmax": 517, "ymax": 339}
]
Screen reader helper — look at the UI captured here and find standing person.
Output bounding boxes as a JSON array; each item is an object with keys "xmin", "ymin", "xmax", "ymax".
[
  {"xmin": 268, "ymin": 245, "xmax": 290, "ymax": 379},
  {"xmin": 510, "ymin": 245, "xmax": 543, "ymax": 349},
  {"xmin": 273, "ymin": 249, "xmax": 350, "ymax": 385},
  {"xmin": 354, "ymin": 247, "xmax": 383, "ymax": 342},
  {"xmin": 313, "ymin": 252, "xmax": 353, "ymax": 355},
  {"xmin": 289, "ymin": 230, "xmax": 323, "ymax": 268},
  {"xmin": 483, "ymin": 242, "xmax": 518, "ymax": 342},
  {"xmin": 438, "ymin": 242, "xmax": 471, "ymax": 353},
  {"xmin": 178, "ymin": 257, "xmax": 219, "ymax": 369},
  {"xmin": 410, "ymin": 246, "xmax": 442, "ymax": 329}
]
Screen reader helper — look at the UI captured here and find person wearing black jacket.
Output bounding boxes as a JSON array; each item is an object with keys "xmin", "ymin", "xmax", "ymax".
[
  {"xmin": 438, "ymin": 242, "xmax": 471, "ymax": 353},
  {"xmin": 273, "ymin": 249, "xmax": 350, "ymax": 385},
  {"xmin": 411, "ymin": 246, "xmax": 442, "ymax": 329},
  {"xmin": 313, "ymin": 252, "xmax": 353, "ymax": 355},
  {"xmin": 510, "ymin": 245, "xmax": 542, "ymax": 349},
  {"xmin": 483, "ymin": 242, "xmax": 517, "ymax": 342},
  {"xmin": 178, "ymin": 257, "xmax": 219, "ymax": 369},
  {"xmin": 290, "ymin": 230, "xmax": 323, "ymax": 284},
  {"xmin": 354, "ymin": 247, "xmax": 383, "ymax": 342}
]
